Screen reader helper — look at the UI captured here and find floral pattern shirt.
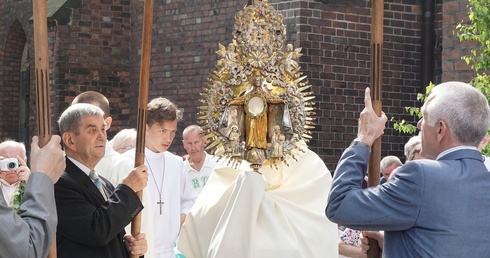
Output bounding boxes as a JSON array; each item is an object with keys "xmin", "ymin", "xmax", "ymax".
[{"xmin": 339, "ymin": 227, "xmax": 362, "ymax": 247}]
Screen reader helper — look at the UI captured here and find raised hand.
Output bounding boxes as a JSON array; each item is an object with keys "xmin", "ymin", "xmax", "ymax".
[{"xmin": 356, "ymin": 87, "xmax": 388, "ymax": 146}]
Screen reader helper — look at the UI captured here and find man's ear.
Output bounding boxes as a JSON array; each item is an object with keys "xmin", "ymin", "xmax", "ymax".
[
  {"xmin": 437, "ymin": 120, "xmax": 448, "ymax": 142},
  {"xmin": 104, "ymin": 117, "xmax": 113, "ymax": 131},
  {"xmin": 62, "ymin": 132, "xmax": 76, "ymax": 152},
  {"xmin": 479, "ymin": 133, "xmax": 489, "ymax": 151}
]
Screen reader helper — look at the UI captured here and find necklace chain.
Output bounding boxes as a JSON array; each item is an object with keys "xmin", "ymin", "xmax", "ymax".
[{"xmin": 145, "ymin": 156, "xmax": 165, "ymax": 214}]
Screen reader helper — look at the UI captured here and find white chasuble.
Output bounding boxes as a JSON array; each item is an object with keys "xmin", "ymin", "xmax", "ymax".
[{"xmin": 178, "ymin": 143, "xmax": 338, "ymax": 258}]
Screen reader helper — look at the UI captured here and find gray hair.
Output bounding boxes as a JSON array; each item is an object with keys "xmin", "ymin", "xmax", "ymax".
[
  {"xmin": 110, "ymin": 128, "xmax": 137, "ymax": 151},
  {"xmin": 58, "ymin": 103, "xmax": 105, "ymax": 135},
  {"xmin": 380, "ymin": 155, "xmax": 402, "ymax": 170},
  {"xmin": 404, "ymin": 135, "xmax": 421, "ymax": 160},
  {"xmin": 0, "ymin": 140, "xmax": 27, "ymax": 160},
  {"xmin": 423, "ymin": 82, "xmax": 490, "ymax": 147}
]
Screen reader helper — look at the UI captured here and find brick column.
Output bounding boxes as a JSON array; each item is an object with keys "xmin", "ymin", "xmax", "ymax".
[{"xmin": 441, "ymin": 0, "xmax": 475, "ymax": 82}]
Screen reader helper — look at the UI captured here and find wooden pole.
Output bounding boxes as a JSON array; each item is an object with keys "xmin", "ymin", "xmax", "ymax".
[
  {"xmin": 367, "ymin": 0, "xmax": 383, "ymax": 258},
  {"xmin": 32, "ymin": 0, "xmax": 52, "ymax": 148},
  {"xmin": 130, "ymin": 0, "xmax": 154, "ymax": 256},
  {"xmin": 32, "ymin": 0, "xmax": 56, "ymax": 257}
]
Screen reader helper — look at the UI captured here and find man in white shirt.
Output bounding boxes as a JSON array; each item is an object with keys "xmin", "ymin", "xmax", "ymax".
[
  {"xmin": 124, "ymin": 97, "xmax": 197, "ymax": 258},
  {"xmin": 182, "ymin": 125, "xmax": 217, "ymax": 195},
  {"xmin": 0, "ymin": 140, "xmax": 31, "ymax": 207}
]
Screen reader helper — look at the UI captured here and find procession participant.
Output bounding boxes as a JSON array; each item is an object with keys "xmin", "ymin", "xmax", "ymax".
[
  {"xmin": 327, "ymin": 82, "xmax": 490, "ymax": 257},
  {"xmin": 182, "ymin": 125, "xmax": 217, "ymax": 195},
  {"xmin": 124, "ymin": 97, "xmax": 197, "ymax": 258},
  {"xmin": 72, "ymin": 91, "xmax": 134, "ymax": 186},
  {"xmin": 55, "ymin": 103, "xmax": 148, "ymax": 258}
]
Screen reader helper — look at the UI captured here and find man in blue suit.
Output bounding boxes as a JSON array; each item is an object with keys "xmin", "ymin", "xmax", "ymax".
[{"xmin": 326, "ymin": 81, "xmax": 490, "ymax": 257}]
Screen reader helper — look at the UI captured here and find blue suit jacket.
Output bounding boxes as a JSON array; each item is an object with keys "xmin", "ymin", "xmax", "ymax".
[{"xmin": 327, "ymin": 145, "xmax": 490, "ymax": 258}]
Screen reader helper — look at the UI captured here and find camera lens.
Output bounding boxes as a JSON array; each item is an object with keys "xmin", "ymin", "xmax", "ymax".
[{"xmin": 8, "ymin": 162, "xmax": 16, "ymax": 169}]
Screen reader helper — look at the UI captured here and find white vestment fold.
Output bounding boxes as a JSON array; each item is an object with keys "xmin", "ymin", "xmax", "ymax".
[{"xmin": 179, "ymin": 144, "xmax": 338, "ymax": 258}]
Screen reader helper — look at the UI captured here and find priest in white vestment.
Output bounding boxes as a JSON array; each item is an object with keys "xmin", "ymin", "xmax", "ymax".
[
  {"xmin": 178, "ymin": 1, "xmax": 338, "ymax": 256},
  {"xmin": 178, "ymin": 142, "xmax": 338, "ymax": 258}
]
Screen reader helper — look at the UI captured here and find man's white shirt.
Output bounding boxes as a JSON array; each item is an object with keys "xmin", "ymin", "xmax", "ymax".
[{"xmin": 183, "ymin": 152, "xmax": 218, "ymax": 195}]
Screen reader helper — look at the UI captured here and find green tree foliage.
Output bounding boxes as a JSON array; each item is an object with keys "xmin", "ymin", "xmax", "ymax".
[
  {"xmin": 457, "ymin": 0, "xmax": 490, "ymax": 98},
  {"xmin": 391, "ymin": 83, "xmax": 434, "ymax": 135}
]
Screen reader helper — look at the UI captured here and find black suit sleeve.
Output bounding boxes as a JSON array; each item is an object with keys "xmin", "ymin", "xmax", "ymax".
[{"xmin": 55, "ymin": 174, "xmax": 143, "ymax": 246}]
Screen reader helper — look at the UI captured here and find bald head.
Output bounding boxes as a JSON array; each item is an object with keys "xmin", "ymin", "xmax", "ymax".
[
  {"xmin": 72, "ymin": 91, "xmax": 112, "ymax": 130},
  {"xmin": 72, "ymin": 91, "xmax": 110, "ymax": 118},
  {"xmin": 183, "ymin": 125, "xmax": 203, "ymax": 140},
  {"xmin": 0, "ymin": 140, "xmax": 27, "ymax": 160},
  {"xmin": 182, "ymin": 125, "xmax": 206, "ymax": 159},
  {"xmin": 0, "ymin": 140, "xmax": 27, "ymax": 184}
]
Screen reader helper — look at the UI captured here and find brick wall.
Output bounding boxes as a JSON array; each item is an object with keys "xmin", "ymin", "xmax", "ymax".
[
  {"xmin": 0, "ymin": 0, "xmax": 468, "ymax": 171},
  {"xmin": 129, "ymin": 0, "xmax": 249, "ymax": 155},
  {"xmin": 0, "ymin": 20, "xmax": 26, "ymax": 140},
  {"xmin": 126, "ymin": 0, "xmax": 431, "ymax": 170},
  {"xmin": 0, "ymin": 0, "xmax": 34, "ymax": 143},
  {"xmin": 288, "ymin": 0, "xmax": 423, "ymax": 170},
  {"xmin": 51, "ymin": 0, "xmax": 133, "ymax": 137},
  {"xmin": 441, "ymin": 0, "xmax": 474, "ymax": 82}
]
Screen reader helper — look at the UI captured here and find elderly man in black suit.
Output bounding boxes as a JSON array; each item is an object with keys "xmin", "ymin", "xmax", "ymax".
[{"xmin": 55, "ymin": 103, "xmax": 148, "ymax": 258}]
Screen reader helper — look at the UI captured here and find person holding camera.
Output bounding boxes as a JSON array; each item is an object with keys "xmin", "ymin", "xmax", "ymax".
[{"xmin": 0, "ymin": 140, "xmax": 31, "ymax": 208}]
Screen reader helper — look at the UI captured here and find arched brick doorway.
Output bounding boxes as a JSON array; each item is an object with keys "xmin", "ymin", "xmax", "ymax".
[{"xmin": 1, "ymin": 19, "xmax": 29, "ymax": 144}]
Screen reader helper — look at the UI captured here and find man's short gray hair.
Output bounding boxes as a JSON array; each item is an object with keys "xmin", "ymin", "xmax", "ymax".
[
  {"xmin": 380, "ymin": 155, "xmax": 402, "ymax": 170},
  {"xmin": 58, "ymin": 103, "xmax": 105, "ymax": 135},
  {"xmin": 424, "ymin": 82, "xmax": 490, "ymax": 147}
]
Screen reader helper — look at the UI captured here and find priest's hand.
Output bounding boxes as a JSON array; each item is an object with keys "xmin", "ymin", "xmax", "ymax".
[
  {"xmin": 124, "ymin": 232, "xmax": 147, "ymax": 256},
  {"xmin": 122, "ymin": 164, "xmax": 148, "ymax": 192},
  {"xmin": 356, "ymin": 87, "xmax": 387, "ymax": 146}
]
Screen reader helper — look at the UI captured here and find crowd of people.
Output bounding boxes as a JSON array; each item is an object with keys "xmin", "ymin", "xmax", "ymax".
[
  {"xmin": 2, "ymin": 81, "xmax": 490, "ymax": 257},
  {"xmin": 0, "ymin": 91, "xmax": 216, "ymax": 258}
]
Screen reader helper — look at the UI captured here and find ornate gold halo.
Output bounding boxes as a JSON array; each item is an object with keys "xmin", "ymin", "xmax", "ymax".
[{"xmin": 198, "ymin": 0, "xmax": 316, "ymax": 169}]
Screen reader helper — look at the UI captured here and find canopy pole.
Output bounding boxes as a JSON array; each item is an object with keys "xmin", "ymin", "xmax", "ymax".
[
  {"xmin": 130, "ymin": 0, "xmax": 154, "ymax": 256},
  {"xmin": 367, "ymin": 0, "xmax": 384, "ymax": 257}
]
